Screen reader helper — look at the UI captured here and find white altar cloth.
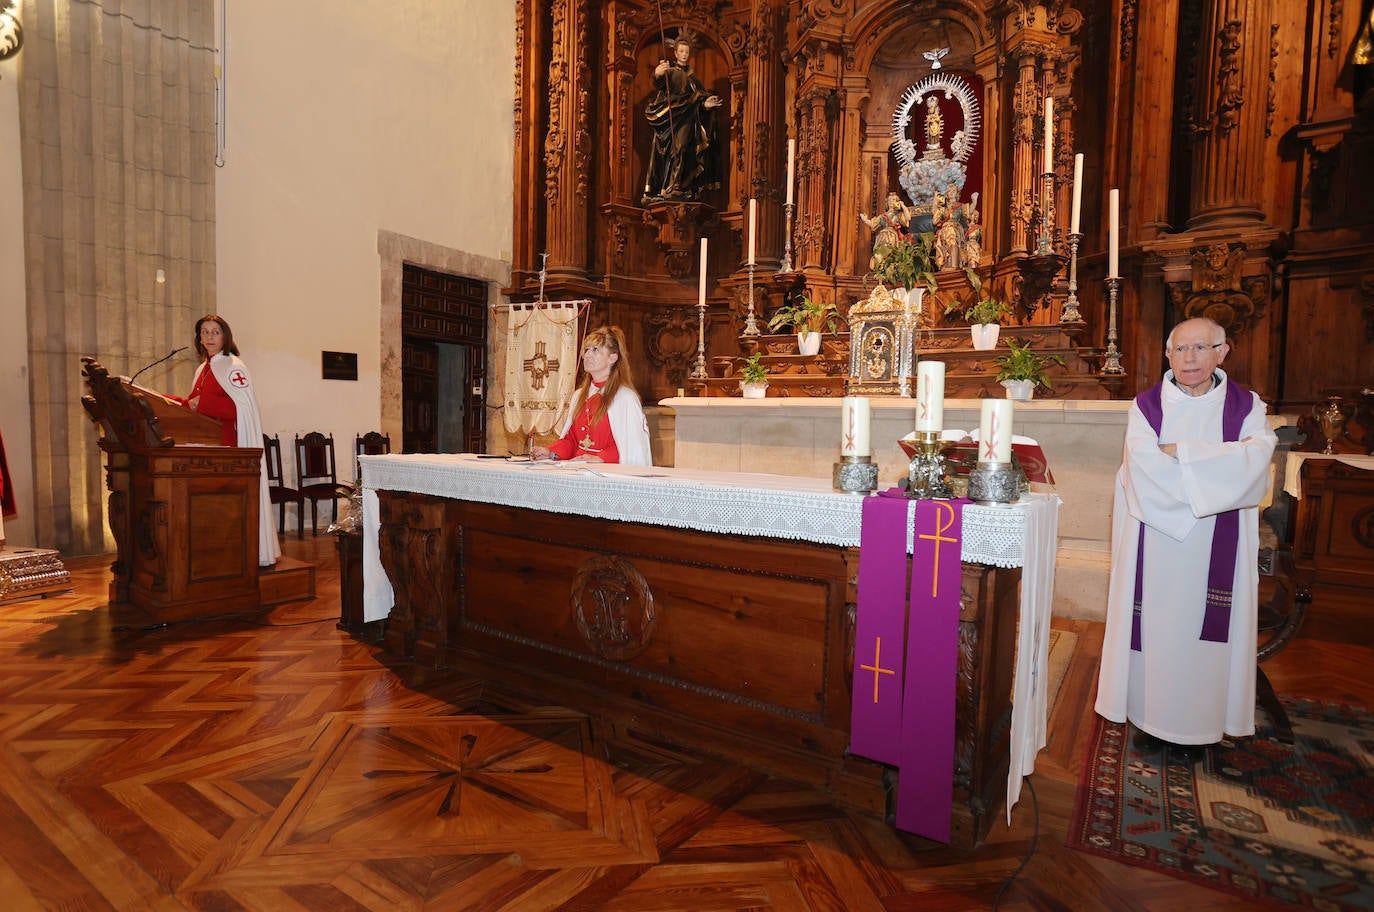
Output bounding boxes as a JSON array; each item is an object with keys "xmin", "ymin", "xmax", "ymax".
[
  {"xmin": 357, "ymin": 453, "xmax": 1059, "ymax": 822},
  {"xmin": 1282, "ymin": 451, "xmax": 1374, "ymax": 499}
]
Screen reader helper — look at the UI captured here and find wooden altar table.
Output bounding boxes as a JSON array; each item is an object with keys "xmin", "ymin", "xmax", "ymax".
[{"xmin": 359, "ymin": 455, "xmax": 1057, "ymax": 848}]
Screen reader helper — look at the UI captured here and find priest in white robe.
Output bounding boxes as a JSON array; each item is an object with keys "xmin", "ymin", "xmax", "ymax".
[{"xmin": 1095, "ymin": 317, "xmax": 1276, "ymax": 747}]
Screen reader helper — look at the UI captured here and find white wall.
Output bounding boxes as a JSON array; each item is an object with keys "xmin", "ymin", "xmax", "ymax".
[
  {"xmin": 215, "ymin": 0, "xmax": 515, "ymax": 470},
  {"xmin": 0, "ymin": 49, "xmax": 34, "ymax": 546}
]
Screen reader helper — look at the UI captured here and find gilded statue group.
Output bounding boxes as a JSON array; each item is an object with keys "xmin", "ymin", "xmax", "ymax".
[{"xmin": 858, "ymin": 187, "xmax": 982, "ymax": 273}]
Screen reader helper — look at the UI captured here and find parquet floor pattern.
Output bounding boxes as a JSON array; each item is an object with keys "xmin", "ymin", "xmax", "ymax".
[{"xmin": 0, "ymin": 535, "xmax": 1368, "ymax": 911}]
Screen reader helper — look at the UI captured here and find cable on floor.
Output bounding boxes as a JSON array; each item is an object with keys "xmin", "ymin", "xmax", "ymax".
[{"xmin": 991, "ymin": 775, "xmax": 1039, "ymax": 911}]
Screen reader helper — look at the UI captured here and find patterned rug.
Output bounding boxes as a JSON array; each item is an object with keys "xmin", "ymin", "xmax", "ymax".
[{"xmin": 1068, "ymin": 696, "xmax": 1374, "ymax": 910}]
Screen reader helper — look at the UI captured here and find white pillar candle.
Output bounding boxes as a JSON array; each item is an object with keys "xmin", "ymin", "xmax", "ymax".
[
  {"xmin": 1043, "ymin": 96, "xmax": 1054, "ymax": 173},
  {"xmin": 785, "ymin": 139, "xmax": 795, "ymax": 207},
  {"xmin": 915, "ymin": 361, "xmax": 945, "ymax": 432},
  {"xmin": 747, "ymin": 198, "xmax": 757, "ymax": 266},
  {"xmin": 698, "ymin": 238, "xmax": 708, "ymax": 307},
  {"xmin": 841, "ymin": 396, "xmax": 871, "ymax": 458},
  {"xmin": 1108, "ymin": 188, "xmax": 1120, "ymax": 278},
  {"xmin": 978, "ymin": 399, "xmax": 1013, "ymax": 464},
  {"xmin": 1070, "ymin": 152, "xmax": 1084, "ymax": 234}
]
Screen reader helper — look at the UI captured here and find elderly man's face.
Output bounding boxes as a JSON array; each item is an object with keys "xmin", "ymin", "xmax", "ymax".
[{"xmin": 1166, "ymin": 319, "xmax": 1229, "ymax": 391}]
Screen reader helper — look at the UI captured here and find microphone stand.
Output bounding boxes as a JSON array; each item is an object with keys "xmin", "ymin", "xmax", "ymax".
[{"xmin": 130, "ymin": 346, "xmax": 188, "ymax": 385}]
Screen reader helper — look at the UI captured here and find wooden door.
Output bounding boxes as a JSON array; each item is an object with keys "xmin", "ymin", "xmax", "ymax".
[{"xmin": 401, "ymin": 264, "xmax": 488, "ymax": 454}]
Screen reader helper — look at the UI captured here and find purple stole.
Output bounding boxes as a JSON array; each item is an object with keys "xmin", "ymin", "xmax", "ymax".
[
  {"xmin": 851, "ymin": 491, "xmax": 968, "ymax": 842},
  {"xmin": 1132, "ymin": 378, "xmax": 1252, "ymax": 650}
]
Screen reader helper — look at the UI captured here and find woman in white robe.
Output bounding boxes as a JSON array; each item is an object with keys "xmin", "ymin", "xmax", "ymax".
[{"xmin": 182, "ymin": 315, "xmax": 281, "ymax": 567}]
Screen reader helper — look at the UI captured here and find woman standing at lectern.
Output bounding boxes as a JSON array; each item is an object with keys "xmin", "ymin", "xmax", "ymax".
[
  {"xmin": 530, "ymin": 325, "xmax": 652, "ymax": 466},
  {"xmin": 179, "ymin": 314, "xmax": 280, "ymax": 567}
]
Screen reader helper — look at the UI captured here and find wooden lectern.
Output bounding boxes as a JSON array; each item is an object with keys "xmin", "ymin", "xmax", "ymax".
[{"xmin": 81, "ymin": 357, "xmax": 264, "ymax": 622}]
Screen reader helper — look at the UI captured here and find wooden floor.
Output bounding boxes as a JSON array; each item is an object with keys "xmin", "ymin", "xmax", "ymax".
[{"xmin": 0, "ymin": 534, "xmax": 1368, "ymax": 911}]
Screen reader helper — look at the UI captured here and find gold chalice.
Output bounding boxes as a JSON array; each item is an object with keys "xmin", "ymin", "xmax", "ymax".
[{"xmin": 1312, "ymin": 396, "xmax": 1353, "ymax": 455}]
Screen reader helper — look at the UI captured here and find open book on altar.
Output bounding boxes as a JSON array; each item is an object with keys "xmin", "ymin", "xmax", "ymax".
[{"xmin": 901, "ymin": 430, "xmax": 1055, "ymax": 486}]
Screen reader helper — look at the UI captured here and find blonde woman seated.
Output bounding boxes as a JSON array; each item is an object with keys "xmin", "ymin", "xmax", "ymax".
[{"xmin": 530, "ymin": 325, "xmax": 652, "ymax": 466}]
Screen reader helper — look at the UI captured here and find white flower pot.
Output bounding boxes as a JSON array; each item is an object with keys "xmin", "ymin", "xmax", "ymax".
[
  {"xmin": 1002, "ymin": 379, "xmax": 1035, "ymax": 400},
  {"xmin": 796, "ymin": 331, "xmax": 822, "ymax": 356},
  {"xmin": 970, "ymin": 323, "xmax": 1000, "ymax": 350},
  {"xmin": 741, "ymin": 381, "xmax": 768, "ymax": 399},
  {"xmin": 905, "ymin": 286, "xmax": 926, "ymax": 311}
]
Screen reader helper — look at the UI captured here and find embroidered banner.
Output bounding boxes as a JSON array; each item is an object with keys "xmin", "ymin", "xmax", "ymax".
[
  {"xmin": 503, "ymin": 303, "xmax": 579, "ymax": 435},
  {"xmin": 850, "ymin": 492, "xmax": 967, "ymax": 843}
]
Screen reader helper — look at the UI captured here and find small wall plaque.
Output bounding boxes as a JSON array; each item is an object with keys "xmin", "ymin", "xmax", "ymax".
[{"xmin": 322, "ymin": 351, "xmax": 358, "ymax": 381}]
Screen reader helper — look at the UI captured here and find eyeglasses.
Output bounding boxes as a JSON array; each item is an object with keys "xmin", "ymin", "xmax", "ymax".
[{"xmin": 1168, "ymin": 342, "xmax": 1223, "ymax": 355}]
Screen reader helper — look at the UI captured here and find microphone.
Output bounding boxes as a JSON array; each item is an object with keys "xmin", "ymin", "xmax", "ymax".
[{"xmin": 130, "ymin": 346, "xmax": 189, "ymax": 384}]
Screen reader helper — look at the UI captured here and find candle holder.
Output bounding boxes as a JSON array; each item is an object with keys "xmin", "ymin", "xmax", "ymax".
[
  {"xmin": 968, "ymin": 459, "xmax": 1021, "ymax": 505},
  {"xmin": 1035, "ymin": 169, "xmax": 1056, "ymax": 256},
  {"xmin": 905, "ymin": 430, "xmax": 952, "ymax": 500},
  {"xmin": 743, "ymin": 262, "xmax": 761, "ymax": 335},
  {"xmin": 1102, "ymin": 276, "xmax": 1124, "ymax": 375},
  {"xmin": 833, "ymin": 454, "xmax": 878, "ymax": 495},
  {"xmin": 1061, "ymin": 231, "xmax": 1083, "ymax": 323},
  {"xmin": 690, "ymin": 294, "xmax": 708, "ymax": 379},
  {"xmin": 778, "ymin": 202, "xmax": 795, "ymax": 274}
]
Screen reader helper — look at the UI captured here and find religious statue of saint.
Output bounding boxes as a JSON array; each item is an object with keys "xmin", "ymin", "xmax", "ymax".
[
  {"xmin": 959, "ymin": 192, "xmax": 983, "ymax": 267},
  {"xmin": 924, "ymin": 96, "xmax": 944, "ymax": 153},
  {"xmin": 858, "ymin": 192, "xmax": 912, "ymax": 269},
  {"xmin": 641, "ymin": 30, "xmax": 723, "ymax": 204},
  {"xmin": 932, "ymin": 186, "xmax": 962, "ymax": 270}
]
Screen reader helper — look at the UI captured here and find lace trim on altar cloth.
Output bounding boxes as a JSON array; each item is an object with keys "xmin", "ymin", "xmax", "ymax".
[{"xmin": 360, "ymin": 454, "xmax": 1056, "ymax": 566}]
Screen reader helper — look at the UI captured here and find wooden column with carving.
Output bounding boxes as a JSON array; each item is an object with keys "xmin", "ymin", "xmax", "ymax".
[
  {"xmin": 742, "ymin": 2, "xmax": 784, "ymax": 269},
  {"xmin": 1187, "ymin": 0, "xmax": 1276, "ymax": 230},
  {"xmin": 1007, "ymin": 48, "xmax": 1042, "ymax": 256},
  {"xmin": 543, "ymin": 0, "xmax": 593, "ymax": 284},
  {"xmin": 512, "ymin": 0, "xmax": 548, "ymax": 276}
]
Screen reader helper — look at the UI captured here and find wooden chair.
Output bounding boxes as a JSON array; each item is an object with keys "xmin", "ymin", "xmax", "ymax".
[
  {"xmin": 354, "ymin": 431, "xmax": 391, "ymax": 481},
  {"xmin": 294, "ymin": 432, "xmax": 349, "ymax": 535},
  {"xmin": 263, "ymin": 433, "xmax": 303, "ymax": 539}
]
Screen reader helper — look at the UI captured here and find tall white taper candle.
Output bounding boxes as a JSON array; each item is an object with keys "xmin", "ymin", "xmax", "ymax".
[
  {"xmin": 1043, "ymin": 96, "xmax": 1054, "ymax": 173},
  {"xmin": 841, "ymin": 397, "xmax": 871, "ymax": 458},
  {"xmin": 915, "ymin": 361, "xmax": 945, "ymax": 432},
  {"xmin": 1070, "ymin": 153, "xmax": 1084, "ymax": 234},
  {"xmin": 747, "ymin": 198, "xmax": 757, "ymax": 266},
  {"xmin": 1108, "ymin": 188, "xmax": 1120, "ymax": 278},
  {"xmin": 785, "ymin": 139, "xmax": 795, "ymax": 207},
  {"xmin": 698, "ymin": 238, "xmax": 708, "ymax": 307}
]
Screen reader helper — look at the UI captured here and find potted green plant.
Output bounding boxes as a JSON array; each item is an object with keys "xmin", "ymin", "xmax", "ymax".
[
  {"xmin": 945, "ymin": 267, "xmax": 1011, "ymax": 350},
  {"xmin": 767, "ymin": 293, "xmax": 844, "ymax": 356},
  {"xmin": 994, "ymin": 338, "xmax": 1066, "ymax": 400},
  {"xmin": 738, "ymin": 351, "xmax": 769, "ymax": 398},
  {"xmin": 872, "ymin": 232, "xmax": 937, "ymax": 304}
]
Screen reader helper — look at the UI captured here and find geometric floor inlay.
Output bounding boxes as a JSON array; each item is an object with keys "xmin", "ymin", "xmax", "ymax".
[{"xmin": 258, "ymin": 711, "xmax": 656, "ymax": 867}]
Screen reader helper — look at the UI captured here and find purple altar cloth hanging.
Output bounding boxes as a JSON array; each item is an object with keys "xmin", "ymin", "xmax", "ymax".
[
  {"xmin": 849, "ymin": 494, "xmax": 914, "ymax": 766},
  {"xmin": 850, "ymin": 491, "xmax": 967, "ymax": 843}
]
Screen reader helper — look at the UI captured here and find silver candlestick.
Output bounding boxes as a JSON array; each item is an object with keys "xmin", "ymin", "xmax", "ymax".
[
  {"xmin": 1061, "ymin": 231, "xmax": 1083, "ymax": 322},
  {"xmin": 1035, "ymin": 169, "xmax": 1055, "ymax": 256},
  {"xmin": 968, "ymin": 460, "xmax": 1022, "ymax": 505},
  {"xmin": 1102, "ymin": 276, "xmax": 1124, "ymax": 374},
  {"xmin": 743, "ymin": 262, "xmax": 760, "ymax": 335},
  {"xmin": 833, "ymin": 454, "xmax": 878, "ymax": 494},
  {"xmin": 905, "ymin": 430, "xmax": 952, "ymax": 499},
  {"xmin": 690, "ymin": 294, "xmax": 708, "ymax": 379},
  {"xmin": 778, "ymin": 201, "xmax": 795, "ymax": 274}
]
